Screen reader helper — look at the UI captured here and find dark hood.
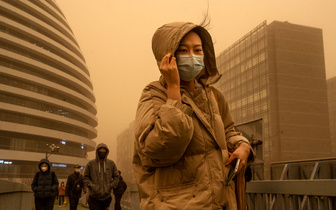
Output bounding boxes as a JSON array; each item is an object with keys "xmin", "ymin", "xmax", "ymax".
[
  {"xmin": 38, "ymin": 158, "xmax": 51, "ymax": 173},
  {"xmin": 152, "ymin": 21, "xmax": 221, "ymax": 86},
  {"xmin": 95, "ymin": 143, "xmax": 109, "ymax": 161}
]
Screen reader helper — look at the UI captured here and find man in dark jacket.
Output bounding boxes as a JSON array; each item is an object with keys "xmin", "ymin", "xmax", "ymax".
[
  {"xmin": 31, "ymin": 158, "xmax": 59, "ymax": 210},
  {"xmin": 65, "ymin": 164, "xmax": 84, "ymax": 210},
  {"xmin": 84, "ymin": 143, "xmax": 120, "ymax": 210},
  {"xmin": 113, "ymin": 170, "xmax": 127, "ymax": 210}
]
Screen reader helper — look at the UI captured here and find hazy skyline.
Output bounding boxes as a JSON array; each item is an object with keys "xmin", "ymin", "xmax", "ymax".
[{"xmin": 56, "ymin": 0, "xmax": 336, "ymax": 160}]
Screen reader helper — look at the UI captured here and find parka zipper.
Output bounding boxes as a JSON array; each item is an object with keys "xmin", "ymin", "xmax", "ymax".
[{"xmin": 204, "ymin": 85, "xmax": 216, "ymax": 204}]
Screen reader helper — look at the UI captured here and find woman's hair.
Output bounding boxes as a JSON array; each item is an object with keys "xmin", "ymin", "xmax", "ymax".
[{"xmin": 198, "ymin": 2, "xmax": 211, "ymax": 30}]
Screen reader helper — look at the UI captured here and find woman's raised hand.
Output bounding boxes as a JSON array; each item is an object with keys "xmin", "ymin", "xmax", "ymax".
[
  {"xmin": 160, "ymin": 53, "xmax": 180, "ymax": 87},
  {"xmin": 159, "ymin": 53, "xmax": 181, "ymax": 101}
]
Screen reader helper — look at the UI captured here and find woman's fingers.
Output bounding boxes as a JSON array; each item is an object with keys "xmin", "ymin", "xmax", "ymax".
[
  {"xmin": 160, "ymin": 53, "xmax": 171, "ymax": 68},
  {"xmin": 226, "ymin": 143, "xmax": 251, "ymax": 174},
  {"xmin": 159, "ymin": 53, "xmax": 179, "ymax": 86}
]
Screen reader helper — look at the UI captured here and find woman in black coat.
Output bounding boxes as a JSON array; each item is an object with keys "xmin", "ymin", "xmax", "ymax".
[{"xmin": 31, "ymin": 159, "xmax": 59, "ymax": 210}]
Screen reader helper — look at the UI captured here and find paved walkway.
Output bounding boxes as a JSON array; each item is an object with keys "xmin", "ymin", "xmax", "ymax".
[{"xmin": 54, "ymin": 204, "xmax": 88, "ymax": 209}]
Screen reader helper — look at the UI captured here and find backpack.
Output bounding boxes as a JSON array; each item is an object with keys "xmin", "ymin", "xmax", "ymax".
[
  {"xmin": 114, "ymin": 179, "xmax": 127, "ymax": 195},
  {"xmin": 72, "ymin": 174, "xmax": 83, "ymax": 194}
]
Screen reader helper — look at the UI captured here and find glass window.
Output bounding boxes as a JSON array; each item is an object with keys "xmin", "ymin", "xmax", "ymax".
[
  {"xmin": 254, "ymin": 104, "xmax": 261, "ymax": 113},
  {"xmin": 246, "ymin": 36, "xmax": 252, "ymax": 47},
  {"xmin": 236, "ymin": 99, "xmax": 242, "ymax": 108},
  {"xmin": 247, "ymin": 82, "xmax": 253, "ymax": 91},
  {"xmin": 252, "ymin": 31, "xmax": 258, "ymax": 43},
  {"xmin": 242, "ymin": 97, "xmax": 247, "ymax": 106},
  {"xmin": 260, "ymin": 74, "xmax": 267, "ymax": 86},
  {"xmin": 247, "ymin": 70, "xmax": 252, "ymax": 81},
  {"xmin": 254, "ymin": 92, "xmax": 260, "ymax": 101},
  {"xmin": 261, "ymin": 100, "xmax": 268, "ymax": 110},
  {"xmin": 259, "ymin": 52, "xmax": 265, "ymax": 61},
  {"xmin": 252, "ymin": 45, "xmax": 258, "ymax": 55},
  {"xmin": 252, "ymin": 56, "xmax": 259, "ymax": 66},
  {"xmin": 240, "ymin": 64, "xmax": 246, "ymax": 73},
  {"xmin": 258, "ymin": 40, "xmax": 265, "ymax": 50},
  {"xmin": 242, "ymin": 109, "xmax": 247, "ymax": 118},
  {"xmin": 246, "ymin": 48, "xmax": 251, "ymax": 58},
  {"xmin": 248, "ymin": 95, "xmax": 253, "ymax": 104},
  {"xmin": 261, "ymin": 89, "xmax": 267, "ymax": 98}
]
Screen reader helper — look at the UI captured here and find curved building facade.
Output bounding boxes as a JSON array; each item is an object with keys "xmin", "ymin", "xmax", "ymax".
[{"xmin": 0, "ymin": 0, "xmax": 97, "ymax": 180}]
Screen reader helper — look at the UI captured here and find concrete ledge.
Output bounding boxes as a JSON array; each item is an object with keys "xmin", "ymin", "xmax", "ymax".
[
  {"xmin": 0, "ymin": 180, "xmax": 32, "ymax": 194},
  {"xmin": 0, "ymin": 180, "xmax": 34, "ymax": 210}
]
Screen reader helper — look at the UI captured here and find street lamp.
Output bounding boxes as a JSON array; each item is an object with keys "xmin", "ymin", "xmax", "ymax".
[{"xmin": 45, "ymin": 143, "xmax": 60, "ymax": 159}]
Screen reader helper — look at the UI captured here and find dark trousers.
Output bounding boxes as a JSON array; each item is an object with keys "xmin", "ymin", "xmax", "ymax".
[
  {"xmin": 35, "ymin": 196, "xmax": 55, "ymax": 210},
  {"xmin": 59, "ymin": 195, "xmax": 65, "ymax": 206},
  {"xmin": 114, "ymin": 194, "xmax": 122, "ymax": 210},
  {"xmin": 69, "ymin": 196, "xmax": 80, "ymax": 210},
  {"xmin": 88, "ymin": 195, "xmax": 112, "ymax": 210}
]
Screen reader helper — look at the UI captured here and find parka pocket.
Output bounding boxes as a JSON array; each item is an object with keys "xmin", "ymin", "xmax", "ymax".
[
  {"xmin": 154, "ymin": 154, "xmax": 202, "ymax": 189},
  {"xmin": 154, "ymin": 183, "xmax": 197, "ymax": 206},
  {"xmin": 90, "ymin": 184, "xmax": 102, "ymax": 197}
]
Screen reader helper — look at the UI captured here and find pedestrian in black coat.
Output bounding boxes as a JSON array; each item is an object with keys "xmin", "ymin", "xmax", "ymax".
[
  {"xmin": 113, "ymin": 171, "xmax": 127, "ymax": 210},
  {"xmin": 65, "ymin": 164, "xmax": 85, "ymax": 210},
  {"xmin": 31, "ymin": 159, "xmax": 59, "ymax": 210}
]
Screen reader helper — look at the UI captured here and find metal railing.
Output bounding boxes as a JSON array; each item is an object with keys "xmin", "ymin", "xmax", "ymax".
[
  {"xmin": 246, "ymin": 180, "xmax": 336, "ymax": 210},
  {"xmin": 246, "ymin": 158, "xmax": 336, "ymax": 210}
]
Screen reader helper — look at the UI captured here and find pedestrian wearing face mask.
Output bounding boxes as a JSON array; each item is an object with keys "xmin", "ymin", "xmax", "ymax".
[
  {"xmin": 65, "ymin": 164, "xmax": 84, "ymax": 210},
  {"xmin": 58, "ymin": 182, "xmax": 66, "ymax": 207},
  {"xmin": 84, "ymin": 143, "xmax": 119, "ymax": 210},
  {"xmin": 133, "ymin": 21, "xmax": 255, "ymax": 210},
  {"xmin": 31, "ymin": 158, "xmax": 59, "ymax": 210}
]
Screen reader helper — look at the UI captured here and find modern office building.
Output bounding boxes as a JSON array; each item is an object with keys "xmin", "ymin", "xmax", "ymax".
[
  {"xmin": 0, "ymin": 0, "xmax": 97, "ymax": 182},
  {"xmin": 116, "ymin": 121, "xmax": 140, "ymax": 210},
  {"xmin": 327, "ymin": 76, "xmax": 336, "ymax": 154},
  {"xmin": 116, "ymin": 121, "xmax": 136, "ymax": 187},
  {"xmin": 215, "ymin": 21, "xmax": 332, "ymax": 179}
]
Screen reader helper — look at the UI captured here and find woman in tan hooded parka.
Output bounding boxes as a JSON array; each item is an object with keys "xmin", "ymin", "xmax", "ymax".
[{"xmin": 133, "ymin": 21, "xmax": 255, "ymax": 210}]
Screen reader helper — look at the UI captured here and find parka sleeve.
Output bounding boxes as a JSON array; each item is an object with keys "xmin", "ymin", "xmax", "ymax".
[
  {"xmin": 31, "ymin": 172, "xmax": 38, "ymax": 192},
  {"xmin": 212, "ymin": 87, "xmax": 255, "ymax": 161},
  {"xmin": 51, "ymin": 172, "xmax": 59, "ymax": 191},
  {"xmin": 65, "ymin": 175, "xmax": 71, "ymax": 197},
  {"xmin": 83, "ymin": 163, "xmax": 93, "ymax": 188},
  {"xmin": 134, "ymin": 84, "xmax": 194, "ymax": 168},
  {"xmin": 111, "ymin": 162, "xmax": 120, "ymax": 189}
]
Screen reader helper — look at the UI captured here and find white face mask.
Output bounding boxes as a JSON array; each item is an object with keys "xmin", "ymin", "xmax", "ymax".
[
  {"xmin": 75, "ymin": 169, "xmax": 80, "ymax": 173},
  {"xmin": 176, "ymin": 54, "xmax": 205, "ymax": 81},
  {"xmin": 41, "ymin": 166, "xmax": 48, "ymax": 172}
]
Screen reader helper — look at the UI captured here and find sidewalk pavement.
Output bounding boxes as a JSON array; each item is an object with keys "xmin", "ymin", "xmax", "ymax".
[{"xmin": 54, "ymin": 204, "xmax": 88, "ymax": 209}]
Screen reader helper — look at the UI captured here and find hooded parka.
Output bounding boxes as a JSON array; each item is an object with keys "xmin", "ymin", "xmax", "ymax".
[
  {"xmin": 133, "ymin": 22, "xmax": 254, "ymax": 210},
  {"xmin": 31, "ymin": 158, "xmax": 59, "ymax": 198},
  {"xmin": 84, "ymin": 143, "xmax": 120, "ymax": 200}
]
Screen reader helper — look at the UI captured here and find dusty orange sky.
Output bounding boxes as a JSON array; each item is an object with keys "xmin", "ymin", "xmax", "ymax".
[{"xmin": 56, "ymin": 0, "xmax": 336, "ymax": 160}]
